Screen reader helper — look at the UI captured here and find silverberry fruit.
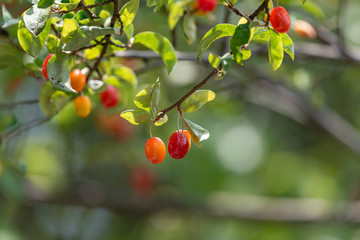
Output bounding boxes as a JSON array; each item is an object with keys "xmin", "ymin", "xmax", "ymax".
[
  {"xmin": 145, "ymin": 137, "xmax": 166, "ymax": 164},
  {"xmin": 270, "ymin": 6, "xmax": 291, "ymax": 33},
  {"xmin": 168, "ymin": 131, "xmax": 189, "ymax": 159}
]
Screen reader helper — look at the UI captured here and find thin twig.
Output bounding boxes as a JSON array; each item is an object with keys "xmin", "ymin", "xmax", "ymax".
[
  {"xmin": 249, "ymin": 0, "xmax": 269, "ymax": 20},
  {"xmin": 0, "ymin": 99, "xmax": 39, "ymax": 110},
  {"xmin": 224, "ymin": 1, "xmax": 251, "ymax": 22},
  {"xmin": 80, "ymin": 0, "xmax": 99, "ymax": 19},
  {"xmin": 154, "ymin": 69, "xmax": 219, "ymax": 122},
  {"xmin": 0, "ymin": 116, "xmax": 52, "ymax": 142},
  {"xmin": 59, "ymin": 0, "xmax": 113, "ymax": 14}
]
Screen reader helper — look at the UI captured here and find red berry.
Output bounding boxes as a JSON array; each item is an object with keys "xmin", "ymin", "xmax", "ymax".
[
  {"xmin": 145, "ymin": 137, "xmax": 166, "ymax": 164},
  {"xmin": 42, "ymin": 53, "xmax": 54, "ymax": 80},
  {"xmin": 100, "ymin": 85, "xmax": 119, "ymax": 108},
  {"xmin": 168, "ymin": 131, "xmax": 189, "ymax": 159},
  {"xmin": 270, "ymin": 6, "xmax": 291, "ymax": 33},
  {"xmin": 196, "ymin": 0, "xmax": 217, "ymax": 13},
  {"xmin": 130, "ymin": 165, "xmax": 156, "ymax": 195}
]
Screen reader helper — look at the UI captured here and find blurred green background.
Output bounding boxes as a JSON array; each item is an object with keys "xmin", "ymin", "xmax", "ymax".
[{"xmin": 1, "ymin": 0, "xmax": 360, "ymax": 239}]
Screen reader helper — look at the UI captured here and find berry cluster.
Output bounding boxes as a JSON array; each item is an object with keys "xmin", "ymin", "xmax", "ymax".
[
  {"xmin": 145, "ymin": 130, "xmax": 192, "ymax": 164},
  {"xmin": 42, "ymin": 54, "xmax": 120, "ymax": 118}
]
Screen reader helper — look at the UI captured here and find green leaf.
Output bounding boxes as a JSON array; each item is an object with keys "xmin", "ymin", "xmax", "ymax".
[
  {"xmin": 182, "ymin": 90, "xmax": 215, "ymax": 113},
  {"xmin": 280, "ymin": 33, "xmax": 295, "ymax": 61},
  {"xmin": 0, "ymin": 40, "xmax": 23, "ymax": 69},
  {"xmin": 124, "ymin": 23, "xmax": 134, "ymax": 40},
  {"xmin": 119, "ymin": 0, "xmax": 139, "ymax": 27},
  {"xmin": 268, "ymin": 29, "xmax": 284, "ymax": 71},
  {"xmin": 23, "ymin": 5, "xmax": 51, "ymax": 37},
  {"xmin": 47, "ymin": 53, "xmax": 77, "ymax": 93},
  {"xmin": 146, "ymin": 0, "xmax": 161, "ymax": 7},
  {"xmin": 17, "ymin": 13, "xmax": 51, "ymax": 57},
  {"xmin": 39, "ymin": 82, "xmax": 70, "ymax": 116},
  {"xmin": 183, "ymin": 13, "xmax": 196, "ymax": 44},
  {"xmin": 227, "ymin": 0, "xmax": 237, "ymax": 6},
  {"xmin": 302, "ymin": 0, "xmax": 307, "ymax": 3},
  {"xmin": 61, "ymin": 18, "xmax": 78, "ymax": 43},
  {"xmin": 220, "ymin": 52, "xmax": 232, "ymax": 72},
  {"xmin": 208, "ymin": 53, "xmax": 221, "ymax": 69},
  {"xmin": 38, "ymin": 0, "xmax": 55, "ymax": 8},
  {"xmin": 198, "ymin": 24, "xmax": 237, "ymax": 62},
  {"xmin": 134, "ymin": 79, "xmax": 160, "ymax": 118},
  {"xmin": 62, "ymin": 26, "xmax": 114, "ymax": 51},
  {"xmin": 120, "ymin": 110, "xmax": 151, "ymax": 125},
  {"xmin": 183, "ymin": 118, "xmax": 210, "ymax": 147},
  {"xmin": 113, "ymin": 65, "xmax": 137, "ymax": 86},
  {"xmin": 303, "ymin": 1, "xmax": 325, "ymax": 19},
  {"xmin": 251, "ymin": 27, "xmax": 270, "ymax": 42},
  {"xmin": 230, "ymin": 23, "xmax": 250, "ymax": 65},
  {"xmin": 1, "ymin": 5, "xmax": 19, "ymax": 28},
  {"xmin": 134, "ymin": 32, "xmax": 177, "ymax": 73},
  {"xmin": 168, "ymin": 2, "xmax": 185, "ymax": 30}
]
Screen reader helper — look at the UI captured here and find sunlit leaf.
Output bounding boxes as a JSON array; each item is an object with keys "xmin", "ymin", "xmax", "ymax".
[
  {"xmin": 113, "ymin": 65, "xmax": 137, "ymax": 86},
  {"xmin": 251, "ymin": 27, "xmax": 270, "ymax": 42},
  {"xmin": 168, "ymin": 2, "xmax": 185, "ymax": 30},
  {"xmin": 61, "ymin": 18, "xmax": 78, "ymax": 43},
  {"xmin": 124, "ymin": 23, "xmax": 134, "ymax": 40},
  {"xmin": 268, "ymin": 29, "xmax": 283, "ymax": 71},
  {"xmin": 17, "ymin": 13, "xmax": 51, "ymax": 57},
  {"xmin": 23, "ymin": 5, "xmax": 51, "ymax": 36},
  {"xmin": 183, "ymin": 13, "xmax": 196, "ymax": 44},
  {"xmin": 120, "ymin": 110, "xmax": 151, "ymax": 125},
  {"xmin": 182, "ymin": 90, "xmax": 216, "ymax": 113},
  {"xmin": 183, "ymin": 118, "xmax": 210, "ymax": 147},
  {"xmin": 134, "ymin": 32, "xmax": 177, "ymax": 73},
  {"xmin": 134, "ymin": 79, "xmax": 160, "ymax": 118},
  {"xmin": 280, "ymin": 33, "xmax": 295, "ymax": 61},
  {"xmin": 208, "ymin": 53, "xmax": 221, "ymax": 69},
  {"xmin": 198, "ymin": 24, "xmax": 237, "ymax": 62},
  {"xmin": 119, "ymin": 0, "xmax": 139, "ymax": 28}
]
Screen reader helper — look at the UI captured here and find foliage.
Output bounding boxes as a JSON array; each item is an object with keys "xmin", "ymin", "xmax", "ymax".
[{"xmin": 1, "ymin": 0, "xmax": 360, "ymax": 239}]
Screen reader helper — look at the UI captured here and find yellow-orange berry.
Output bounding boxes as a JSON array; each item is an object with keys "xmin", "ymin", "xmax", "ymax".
[
  {"xmin": 74, "ymin": 96, "xmax": 91, "ymax": 118},
  {"xmin": 180, "ymin": 130, "xmax": 192, "ymax": 151},
  {"xmin": 293, "ymin": 20, "xmax": 316, "ymax": 39},
  {"xmin": 70, "ymin": 69, "xmax": 86, "ymax": 93},
  {"xmin": 145, "ymin": 137, "xmax": 166, "ymax": 164}
]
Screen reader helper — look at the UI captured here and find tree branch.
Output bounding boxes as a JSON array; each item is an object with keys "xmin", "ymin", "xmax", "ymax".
[
  {"xmin": 23, "ymin": 186, "xmax": 360, "ymax": 224},
  {"xmin": 154, "ymin": 69, "xmax": 219, "ymax": 122},
  {"xmin": 58, "ymin": 0, "xmax": 113, "ymax": 14},
  {"xmin": 0, "ymin": 116, "xmax": 52, "ymax": 142},
  {"xmin": 0, "ymin": 99, "xmax": 39, "ymax": 110}
]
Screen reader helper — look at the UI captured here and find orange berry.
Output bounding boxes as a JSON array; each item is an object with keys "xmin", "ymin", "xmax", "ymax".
[
  {"xmin": 180, "ymin": 130, "xmax": 192, "ymax": 151},
  {"xmin": 74, "ymin": 96, "xmax": 91, "ymax": 118},
  {"xmin": 70, "ymin": 69, "xmax": 86, "ymax": 93},
  {"xmin": 293, "ymin": 20, "xmax": 316, "ymax": 39},
  {"xmin": 145, "ymin": 137, "xmax": 166, "ymax": 164}
]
